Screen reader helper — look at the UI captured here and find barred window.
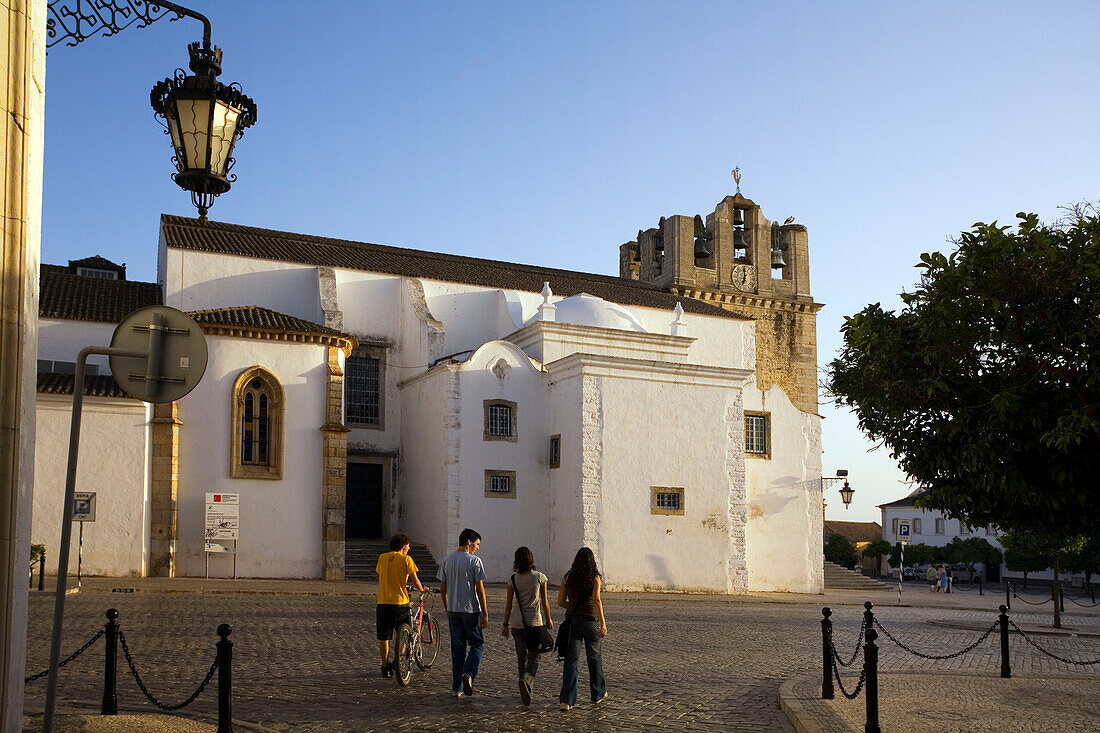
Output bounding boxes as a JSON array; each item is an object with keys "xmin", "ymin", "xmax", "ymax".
[
  {"xmin": 745, "ymin": 412, "xmax": 769, "ymax": 456},
  {"xmin": 488, "ymin": 405, "xmax": 511, "ymax": 436},
  {"xmin": 651, "ymin": 486, "xmax": 685, "ymax": 516},
  {"xmin": 484, "ymin": 470, "xmax": 517, "ymax": 498},
  {"xmin": 549, "ymin": 434, "xmax": 561, "ymax": 468},
  {"xmin": 346, "ymin": 351, "xmax": 381, "ymax": 426},
  {"xmin": 483, "ymin": 400, "xmax": 517, "ymax": 441}
]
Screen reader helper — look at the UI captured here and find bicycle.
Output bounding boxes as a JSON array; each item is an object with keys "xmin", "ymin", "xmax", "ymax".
[{"xmin": 392, "ymin": 587, "xmax": 440, "ymax": 686}]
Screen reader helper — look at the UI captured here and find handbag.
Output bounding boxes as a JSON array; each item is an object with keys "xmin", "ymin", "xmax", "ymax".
[
  {"xmin": 511, "ymin": 575, "xmax": 555, "ymax": 654},
  {"xmin": 553, "ymin": 616, "xmax": 572, "ymax": 662}
]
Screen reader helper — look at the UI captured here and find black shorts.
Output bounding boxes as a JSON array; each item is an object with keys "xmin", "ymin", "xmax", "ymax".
[{"xmin": 376, "ymin": 604, "xmax": 411, "ymax": 641}]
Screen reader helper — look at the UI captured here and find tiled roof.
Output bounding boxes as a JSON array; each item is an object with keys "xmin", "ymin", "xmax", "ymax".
[
  {"xmin": 877, "ymin": 489, "xmax": 926, "ymax": 509},
  {"xmin": 825, "ymin": 520, "xmax": 883, "ymax": 545},
  {"xmin": 160, "ymin": 215, "xmax": 750, "ymax": 321},
  {"xmin": 37, "ymin": 372, "xmax": 131, "ymax": 398},
  {"xmin": 189, "ymin": 306, "xmax": 346, "ymax": 337},
  {"xmin": 68, "ymin": 255, "xmax": 127, "ymax": 278},
  {"xmin": 39, "ymin": 268, "xmax": 161, "ymax": 323}
]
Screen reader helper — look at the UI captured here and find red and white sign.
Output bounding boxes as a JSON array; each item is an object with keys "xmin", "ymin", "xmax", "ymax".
[{"xmin": 205, "ymin": 492, "xmax": 239, "ymax": 541}]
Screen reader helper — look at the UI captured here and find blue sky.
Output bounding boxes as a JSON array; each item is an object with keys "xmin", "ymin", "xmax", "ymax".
[{"xmin": 42, "ymin": 1, "xmax": 1100, "ymax": 523}]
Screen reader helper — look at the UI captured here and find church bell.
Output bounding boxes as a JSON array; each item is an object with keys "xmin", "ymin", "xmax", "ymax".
[{"xmin": 693, "ymin": 214, "xmax": 712, "ymax": 259}]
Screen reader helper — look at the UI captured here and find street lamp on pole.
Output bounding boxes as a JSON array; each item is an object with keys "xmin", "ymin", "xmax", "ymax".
[
  {"xmin": 821, "ymin": 469, "xmax": 854, "ymax": 512},
  {"xmin": 149, "ymin": 3, "xmax": 257, "ymax": 221}
]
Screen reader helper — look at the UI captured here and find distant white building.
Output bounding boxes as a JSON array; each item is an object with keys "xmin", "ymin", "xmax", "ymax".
[{"xmin": 33, "ymin": 193, "xmax": 827, "ymax": 593}]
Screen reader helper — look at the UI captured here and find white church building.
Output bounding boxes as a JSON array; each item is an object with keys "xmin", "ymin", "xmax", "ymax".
[{"xmin": 32, "ymin": 193, "xmax": 825, "ymax": 593}]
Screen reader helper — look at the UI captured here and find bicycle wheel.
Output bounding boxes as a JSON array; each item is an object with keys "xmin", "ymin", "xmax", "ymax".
[
  {"xmin": 415, "ymin": 613, "xmax": 440, "ymax": 670},
  {"xmin": 393, "ymin": 623, "xmax": 414, "ymax": 686}
]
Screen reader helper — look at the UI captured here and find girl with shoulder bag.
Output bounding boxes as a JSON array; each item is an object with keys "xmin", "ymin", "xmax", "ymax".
[
  {"xmin": 501, "ymin": 546, "xmax": 553, "ymax": 705},
  {"xmin": 557, "ymin": 547, "xmax": 607, "ymax": 711}
]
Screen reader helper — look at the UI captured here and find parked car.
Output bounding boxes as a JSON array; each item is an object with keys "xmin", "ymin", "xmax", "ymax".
[
  {"xmin": 902, "ymin": 567, "xmax": 916, "ymax": 581},
  {"xmin": 950, "ymin": 563, "xmax": 978, "ymax": 583}
]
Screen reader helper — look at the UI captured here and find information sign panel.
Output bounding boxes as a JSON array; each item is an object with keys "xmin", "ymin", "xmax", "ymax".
[
  {"xmin": 897, "ymin": 520, "xmax": 911, "ymax": 543},
  {"xmin": 205, "ymin": 493, "xmax": 240, "ymax": 541},
  {"xmin": 72, "ymin": 492, "xmax": 96, "ymax": 522}
]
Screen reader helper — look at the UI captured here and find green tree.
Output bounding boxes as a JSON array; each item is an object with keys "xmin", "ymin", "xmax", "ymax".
[
  {"xmin": 1063, "ymin": 536, "xmax": 1100, "ymax": 591},
  {"xmin": 890, "ymin": 542, "xmax": 933, "ymax": 568},
  {"xmin": 828, "ymin": 210, "xmax": 1100, "ymax": 542},
  {"xmin": 862, "ymin": 538, "xmax": 893, "ymax": 577},
  {"xmin": 1000, "ymin": 528, "xmax": 1077, "ymax": 627},
  {"xmin": 952, "ymin": 537, "xmax": 1004, "ymax": 570},
  {"xmin": 824, "ymin": 533, "xmax": 858, "ymax": 568}
]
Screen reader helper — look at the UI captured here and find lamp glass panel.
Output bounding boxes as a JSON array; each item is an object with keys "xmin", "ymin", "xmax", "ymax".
[
  {"xmin": 175, "ymin": 98, "xmax": 212, "ymax": 170},
  {"xmin": 209, "ymin": 100, "xmax": 241, "ymax": 176},
  {"xmin": 166, "ymin": 114, "xmax": 183, "ymax": 169}
]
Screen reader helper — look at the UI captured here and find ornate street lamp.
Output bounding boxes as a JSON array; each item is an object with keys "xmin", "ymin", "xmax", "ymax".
[
  {"xmin": 821, "ymin": 469, "xmax": 854, "ymax": 512},
  {"xmin": 149, "ymin": 3, "xmax": 257, "ymax": 220}
]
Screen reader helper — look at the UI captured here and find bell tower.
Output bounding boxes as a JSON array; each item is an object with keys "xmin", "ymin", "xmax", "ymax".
[{"xmin": 619, "ymin": 193, "xmax": 821, "ymax": 414}]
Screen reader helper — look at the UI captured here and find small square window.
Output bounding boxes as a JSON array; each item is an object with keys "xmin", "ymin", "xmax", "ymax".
[
  {"xmin": 484, "ymin": 470, "xmax": 517, "ymax": 498},
  {"xmin": 960, "ymin": 523, "xmax": 969, "ymax": 535},
  {"xmin": 549, "ymin": 434, "xmax": 561, "ymax": 468},
  {"xmin": 651, "ymin": 486, "xmax": 685, "ymax": 516},
  {"xmin": 745, "ymin": 412, "xmax": 770, "ymax": 458},
  {"xmin": 484, "ymin": 400, "xmax": 518, "ymax": 442}
]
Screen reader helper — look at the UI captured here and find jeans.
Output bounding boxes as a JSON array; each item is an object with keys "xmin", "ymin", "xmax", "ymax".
[
  {"xmin": 447, "ymin": 612, "xmax": 484, "ymax": 691},
  {"xmin": 559, "ymin": 616, "xmax": 605, "ymax": 705},
  {"xmin": 511, "ymin": 628, "xmax": 540, "ymax": 680}
]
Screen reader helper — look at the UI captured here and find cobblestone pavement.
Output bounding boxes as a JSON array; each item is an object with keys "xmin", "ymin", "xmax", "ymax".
[{"xmin": 21, "ymin": 586, "xmax": 1100, "ymax": 732}]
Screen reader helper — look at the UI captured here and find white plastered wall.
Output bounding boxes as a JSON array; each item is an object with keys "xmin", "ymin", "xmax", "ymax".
[
  {"xmin": 175, "ymin": 335, "xmax": 327, "ymax": 578},
  {"xmin": 743, "ymin": 381, "xmax": 824, "ymax": 593},
  {"xmin": 32, "ymin": 395, "xmax": 151, "ymax": 576}
]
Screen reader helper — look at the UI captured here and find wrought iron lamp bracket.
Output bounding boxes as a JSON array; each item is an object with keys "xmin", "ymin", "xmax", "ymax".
[{"xmin": 47, "ymin": 1, "xmax": 212, "ymax": 50}]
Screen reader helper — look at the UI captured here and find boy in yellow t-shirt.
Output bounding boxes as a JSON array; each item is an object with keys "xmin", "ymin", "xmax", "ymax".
[{"xmin": 377, "ymin": 532, "xmax": 426, "ymax": 677}]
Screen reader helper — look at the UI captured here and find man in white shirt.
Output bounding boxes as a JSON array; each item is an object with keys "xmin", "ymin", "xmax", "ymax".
[{"xmin": 437, "ymin": 528, "xmax": 488, "ymax": 696}]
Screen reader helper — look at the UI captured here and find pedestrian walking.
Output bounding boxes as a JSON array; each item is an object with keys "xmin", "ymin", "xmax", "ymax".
[
  {"xmin": 437, "ymin": 528, "xmax": 488, "ymax": 697},
  {"xmin": 375, "ymin": 533, "xmax": 426, "ymax": 678},
  {"xmin": 926, "ymin": 565, "xmax": 937, "ymax": 593},
  {"xmin": 945, "ymin": 565, "xmax": 953, "ymax": 593},
  {"xmin": 557, "ymin": 547, "xmax": 607, "ymax": 711},
  {"xmin": 938, "ymin": 565, "xmax": 948, "ymax": 593},
  {"xmin": 501, "ymin": 546, "xmax": 553, "ymax": 705}
]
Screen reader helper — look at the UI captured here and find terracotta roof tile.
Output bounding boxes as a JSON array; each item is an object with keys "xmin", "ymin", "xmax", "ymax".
[
  {"xmin": 825, "ymin": 520, "xmax": 883, "ymax": 544},
  {"xmin": 160, "ymin": 215, "xmax": 750, "ymax": 321},
  {"xmin": 188, "ymin": 305, "xmax": 346, "ymax": 337},
  {"xmin": 37, "ymin": 372, "xmax": 131, "ymax": 398},
  {"xmin": 39, "ymin": 268, "xmax": 161, "ymax": 323}
]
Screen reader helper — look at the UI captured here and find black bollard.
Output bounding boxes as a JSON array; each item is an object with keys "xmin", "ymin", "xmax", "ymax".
[
  {"xmin": 998, "ymin": 605, "xmax": 1011, "ymax": 678},
  {"xmin": 1005, "ymin": 581, "xmax": 1011, "ymax": 611},
  {"xmin": 1058, "ymin": 583, "xmax": 1065, "ymax": 612},
  {"xmin": 38, "ymin": 552, "xmax": 46, "ymax": 591},
  {"xmin": 1091, "ymin": 583, "xmax": 1096, "ymax": 605},
  {"xmin": 217, "ymin": 624, "xmax": 233, "ymax": 733},
  {"xmin": 863, "ymin": 600, "xmax": 875, "ymax": 633},
  {"xmin": 978, "ymin": 576, "xmax": 983, "ymax": 596},
  {"xmin": 821, "ymin": 607, "xmax": 834, "ymax": 699},
  {"xmin": 101, "ymin": 609, "xmax": 119, "ymax": 714},
  {"xmin": 863, "ymin": 626, "xmax": 880, "ymax": 733}
]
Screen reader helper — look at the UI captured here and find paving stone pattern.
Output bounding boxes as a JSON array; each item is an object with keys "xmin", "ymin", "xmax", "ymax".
[{"xmin": 22, "ymin": 589, "xmax": 1100, "ymax": 732}]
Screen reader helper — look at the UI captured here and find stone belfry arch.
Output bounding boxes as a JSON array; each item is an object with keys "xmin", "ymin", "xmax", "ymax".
[{"xmin": 619, "ymin": 193, "xmax": 821, "ymax": 414}]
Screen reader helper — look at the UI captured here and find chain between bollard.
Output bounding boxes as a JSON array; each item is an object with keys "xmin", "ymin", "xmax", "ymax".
[
  {"xmin": 829, "ymin": 654, "xmax": 867, "ymax": 700},
  {"xmin": 873, "ymin": 618, "xmax": 998, "ymax": 660},
  {"xmin": 1065, "ymin": 594, "xmax": 1100, "ymax": 608},
  {"xmin": 1007, "ymin": 620, "xmax": 1100, "ymax": 665},
  {"xmin": 24, "ymin": 629, "xmax": 104, "ymax": 683},
  {"xmin": 830, "ymin": 618, "xmax": 867, "ymax": 668},
  {"xmin": 118, "ymin": 630, "xmax": 219, "ymax": 711}
]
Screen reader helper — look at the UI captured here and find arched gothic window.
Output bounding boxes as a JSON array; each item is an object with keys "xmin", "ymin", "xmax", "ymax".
[{"xmin": 230, "ymin": 367, "xmax": 284, "ymax": 479}]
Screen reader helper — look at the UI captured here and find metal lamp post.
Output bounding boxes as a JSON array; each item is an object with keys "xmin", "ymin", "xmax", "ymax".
[
  {"xmin": 149, "ymin": 3, "xmax": 257, "ymax": 220},
  {"xmin": 821, "ymin": 469, "xmax": 854, "ymax": 512}
]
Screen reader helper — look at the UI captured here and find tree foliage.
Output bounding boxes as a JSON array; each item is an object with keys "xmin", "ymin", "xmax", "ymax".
[
  {"xmin": 949, "ymin": 537, "xmax": 1003, "ymax": 568},
  {"xmin": 890, "ymin": 542, "xmax": 934, "ymax": 567},
  {"xmin": 824, "ymin": 533, "xmax": 857, "ymax": 567},
  {"xmin": 828, "ymin": 209, "xmax": 1100, "ymax": 538},
  {"xmin": 863, "ymin": 538, "xmax": 893, "ymax": 561},
  {"xmin": 999, "ymin": 529, "xmax": 1063, "ymax": 574}
]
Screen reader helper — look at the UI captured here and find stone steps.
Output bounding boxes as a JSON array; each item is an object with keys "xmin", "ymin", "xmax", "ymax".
[
  {"xmin": 345, "ymin": 540, "xmax": 438, "ymax": 581},
  {"xmin": 823, "ymin": 560, "xmax": 894, "ymax": 591}
]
